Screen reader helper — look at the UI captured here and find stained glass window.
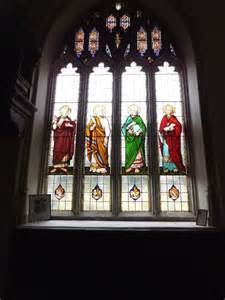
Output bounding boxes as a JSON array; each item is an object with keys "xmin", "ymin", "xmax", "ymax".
[
  {"xmin": 83, "ymin": 63, "xmax": 113, "ymax": 211},
  {"xmin": 121, "ymin": 62, "xmax": 149, "ymax": 212},
  {"xmin": 75, "ymin": 28, "xmax": 84, "ymax": 58},
  {"xmin": 137, "ymin": 27, "xmax": 148, "ymax": 56},
  {"xmin": 45, "ymin": 4, "xmax": 196, "ymax": 219},
  {"xmin": 47, "ymin": 63, "xmax": 80, "ymax": 212},
  {"xmin": 106, "ymin": 15, "xmax": 117, "ymax": 32},
  {"xmin": 155, "ymin": 61, "xmax": 189, "ymax": 212},
  {"xmin": 151, "ymin": 26, "xmax": 162, "ymax": 56},
  {"xmin": 89, "ymin": 28, "xmax": 99, "ymax": 57}
]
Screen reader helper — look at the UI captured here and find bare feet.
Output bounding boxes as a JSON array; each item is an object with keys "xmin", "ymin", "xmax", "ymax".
[
  {"xmin": 60, "ymin": 167, "xmax": 68, "ymax": 173},
  {"xmin": 173, "ymin": 168, "xmax": 178, "ymax": 173},
  {"xmin": 134, "ymin": 168, "xmax": 140, "ymax": 173},
  {"xmin": 98, "ymin": 168, "xmax": 107, "ymax": 174},
  {"xmin": 163, "ymin": 168, "xmax": 169, "ymax": 174},
  {"xmin": 126, "ymin": 167, "xmax": 133, "ymax": 173},
  {"xmin": 50, "ymin": 168, "xmax": 57, "ymax": 173}
]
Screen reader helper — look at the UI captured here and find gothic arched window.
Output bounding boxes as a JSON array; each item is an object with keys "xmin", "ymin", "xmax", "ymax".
[{"xmin": 43, "ymin": 2, "xmax": 195, "ymax": 219}]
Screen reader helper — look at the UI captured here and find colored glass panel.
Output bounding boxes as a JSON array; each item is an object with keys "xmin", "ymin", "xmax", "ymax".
[
  {"xmin": 151, "ymin": 26, "xmax": 162, "ymax": 56},
  {"xmin": 106, "ymin": 15, "xmax": 117, "ymax": 32},
  {"xmin": 155, "ymin": 62, "xmax": 189, "ymax": 212},
  {"xmin": 137, "ymin": 27, "xmax": 148, "ymax": 56},
  {"xmin": 48, "ymin": 175, "xmax": 73, "ymax": 211},
  {"xmin": 83, "ymin": 63, "xmax": 113, "ymax": 211},
  {"xmin": 121, "ymin": 176, "xmax": 149, "ymax": 212},
  {"xmin": 121, "ymin": 62, "xmax": 149, "ymax": 212},
  {"xmin": 47, "ymin": 63, "xmax": 80, "ymax": 212},
  {"xmin": 160, "ymin": 175, "xmax": 189, "ymax": 212},
  {"xmin": 75, "ymin": 28, "xmax": 84, "ymax": 57},
  {"xmin": 89, "ymin": 28, "xmax": 99, "ymax": 57},
  {"xmin": 120, "ymin": 14, "xmax": 130, "ymax": 31},
  {"xmin": 83, "ymin": 176, "xmax": 110, "ymax": 211}
]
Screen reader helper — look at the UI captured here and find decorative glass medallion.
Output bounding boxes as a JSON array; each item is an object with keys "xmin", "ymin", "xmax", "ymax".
[
  {"xmin": 106, "ymin": 15, "xmax": 117, "ymax": 32},
  {"xmin": 120, "ymin": 15, "xmax": 130, "ymax": 31},
  {"xmin": 130, "ymin": 184, "xmax": 141, "ymax": 201},
  {"xmin": 106, "ymin": 44, "xmax": 112, "ymax": 57},
  {"xmin": 75, "ymin": 28, "xmax": 85, "ymax": 58},
  {"xmin": 168, "ymin": 185, "xmax": 180, "ymax": 201},
  {"xmin": 89, "ymin": 28, "xmax": 99, "ymax": 57},
  {"xmin": 151, "ymin": 26, "xmax": 162, "ymax": 56},
  {"xmin": 55, "ymin": 184, "xmax": 65, "ymax": 200},
  {"xmin": 137, "ymin": 27, "xmax": 148, "ymax": 56},
  {"xmin": 124, "ymin": 43, "xmax": 130, "ymax": 57},
  {"xmin": 92, "ymin": 184, "xmax": 103, "ymax": 200}
]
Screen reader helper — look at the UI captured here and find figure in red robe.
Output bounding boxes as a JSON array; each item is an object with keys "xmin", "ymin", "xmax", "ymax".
[
  {"xmin": 51, "ymin": 105, "xmax": 76, "ymax": 173},
  {"xmin": 159, "ymin": 104, "xmax": 185, "ymax": 173}
]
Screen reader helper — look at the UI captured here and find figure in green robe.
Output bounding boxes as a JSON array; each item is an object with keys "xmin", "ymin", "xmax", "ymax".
[{"xmin": 122, "ymin": 104, "xmax": 146, "ymax": 173}]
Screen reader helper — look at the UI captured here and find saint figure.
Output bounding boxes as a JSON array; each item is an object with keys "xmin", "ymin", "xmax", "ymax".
[
  {"xmin": 159, "ymin": 104, "xmax": 185, "ymax": 173},
  {"xmin": 51, "ymin": 105, "xmax": 76, "ymax": 173},
  {"xmin": 122, "ymin": 104, "xmax": 146, "ymax": 173},
  {"xmin": 86, "ymin": 105, "xmax": 110, "ymax": 174}
]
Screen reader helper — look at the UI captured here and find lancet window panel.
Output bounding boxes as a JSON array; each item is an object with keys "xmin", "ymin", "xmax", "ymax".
[
  {"xmin": 154, "ymin": 62, "xmax": 190, "ymax": 212},
  {"xmin": 47, "ymin": 63, "xmax": 80, "ymax": 212},
  {"xmin": 84, "ymin": 63, "xmax": 113, "ymax": 173},
  {"xmin": 121, "ymin": 62, "xmax": 148, "ymax": 173}
]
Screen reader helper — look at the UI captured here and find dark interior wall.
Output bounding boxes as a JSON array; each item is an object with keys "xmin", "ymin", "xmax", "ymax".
[
  {"xmin": 170, "ymin": 0, "xmax": 225, "ymax": 227},
  {"xmin": 0, "ymin": 0, "xmax": 225, "ymax": 298}
]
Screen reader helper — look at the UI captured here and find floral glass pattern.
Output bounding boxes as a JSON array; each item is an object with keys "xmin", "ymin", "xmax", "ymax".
[
  {"xmin": 151, "ymin": 26, "xmax": 162, "ymax": 56},
  {"xmin": 120, "ymin": 14, "xmax": 130, "ymax": 31},
  {"xmin": 89, "ymin": 28, "xmax": 99, "ymax": 57},
  {"xmin": 137, "ymin": 27, "xmax": 148, "ymax": 56},
  {"xmin": 75, "ymin": 28, "xmax": 85, "ymax": 57},
  {"xmin": 106, "ymin": 15, "xmax": 117, "ymax": 32}
]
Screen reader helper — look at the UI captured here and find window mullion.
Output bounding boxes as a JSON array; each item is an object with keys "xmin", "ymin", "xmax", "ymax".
[
  {"xmin": 73, "ymin": 70, "xmax": 89, "ymax": 215},
  {"xmin": 148, "ymin": 69, "xmax": 160, "ymax": 216},
  {"xmin": 111, "ymin": 69, "xmax": 122, "ymax": 216}
]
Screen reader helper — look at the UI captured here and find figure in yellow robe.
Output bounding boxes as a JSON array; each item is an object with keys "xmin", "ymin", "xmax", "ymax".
[{"xmin": 86, "ymin": 105, "xmax": 110, "ymax": 174}]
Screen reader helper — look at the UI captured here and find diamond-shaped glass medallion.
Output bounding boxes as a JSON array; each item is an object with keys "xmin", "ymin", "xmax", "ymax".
[
  {"xmin": 92, "ymin": 184, "xmax": 103, "ymax": 200},
  {"xmin": 168, "ymin": 185, "xmax": 180, "ymax": 201},
  {"xmin": 129, "ymin": 184, "xmax": 141, "ymax": 201},
  {"xmin": 55, "ymin": 184, "xmax": 65, "ymax": 200}
]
